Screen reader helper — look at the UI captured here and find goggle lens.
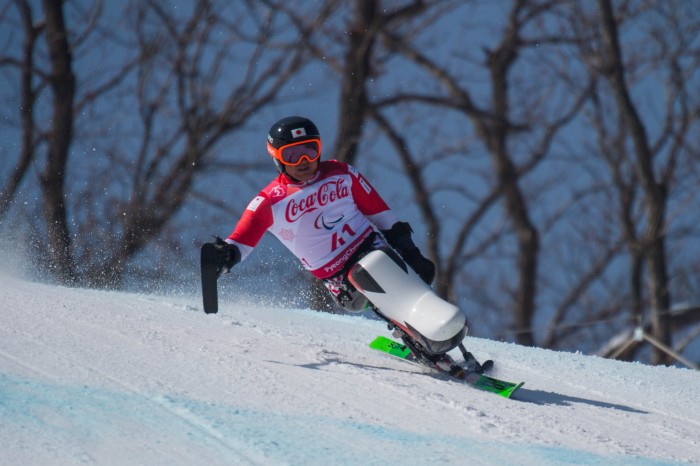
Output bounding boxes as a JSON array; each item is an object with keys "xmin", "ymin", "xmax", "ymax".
[{"xmin": 277, "ymin": 140, "xmax": 320, "ymax": 166}]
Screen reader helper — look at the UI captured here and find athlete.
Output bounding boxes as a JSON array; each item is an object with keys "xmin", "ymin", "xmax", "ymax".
[{"xmin": 215, "ymin": 115, "xmax": 435, "ymax": 312}]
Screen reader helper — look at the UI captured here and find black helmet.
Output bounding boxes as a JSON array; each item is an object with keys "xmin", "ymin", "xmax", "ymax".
[{"xmin": 266, "ymin": 116, "xmax": 321, "ymax": 173}]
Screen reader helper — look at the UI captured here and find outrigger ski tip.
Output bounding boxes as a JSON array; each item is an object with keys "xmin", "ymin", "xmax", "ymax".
[
  {"xmin": 369, "ymin": 335, "xmax": 524, "ymax": 399},
  {"xmin": 200, "ymin": 242, "xmax": 220, "ymax": 314}
]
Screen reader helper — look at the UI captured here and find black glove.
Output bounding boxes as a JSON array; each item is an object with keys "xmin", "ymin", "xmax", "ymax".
[
  {"xmin": 401, "ymin": 246, "xmax": 436, "ymax": 285},
  {"xmin": 213, "ymin": 236, "xmax": 241, "ymax": 276},
  {"xmin": 380, "ymin": 222, "xmax": 436, "ymax": 285}
]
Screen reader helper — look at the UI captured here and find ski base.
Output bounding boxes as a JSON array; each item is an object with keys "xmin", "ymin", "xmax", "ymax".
[{"xmin": 370, "ymin": 336, "xmax": 523, "ymax": 398}]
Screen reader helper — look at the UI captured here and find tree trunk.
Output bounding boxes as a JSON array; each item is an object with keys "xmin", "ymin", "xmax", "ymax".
[
  {"xmin": 40, "ymin": 0, "xmax": 76, "ymax": 284},
  {"xmin": 333, "ymin": 0, "xmax": 378, "ymax": 164},
  {"xmin": 483, "ymin": 10, "xmax": 539, "ymax": 346},
  {"xmin": 597, "ymin": 0, "xmax": 672, "ymax": 364}
]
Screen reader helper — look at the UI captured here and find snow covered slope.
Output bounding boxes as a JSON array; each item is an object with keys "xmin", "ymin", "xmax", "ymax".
[{"xmin": 0, "ymin": 273, "xmax": 698, "ymax": 465}]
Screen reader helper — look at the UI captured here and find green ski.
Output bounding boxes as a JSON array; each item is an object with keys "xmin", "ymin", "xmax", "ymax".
[{"xmin": 370, "ymin": 335, "xmax": 524, "ymax": 399}]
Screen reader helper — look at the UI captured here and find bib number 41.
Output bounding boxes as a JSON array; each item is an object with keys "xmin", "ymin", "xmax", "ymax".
[{"xmin": 331, "ymin": 223, "xmax": 356, "ymax": 251}]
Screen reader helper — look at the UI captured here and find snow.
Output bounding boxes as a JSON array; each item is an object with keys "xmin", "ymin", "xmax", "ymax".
[{"xmin": 0, "ymin": 272, "xmax": 698, "ymax": 466}]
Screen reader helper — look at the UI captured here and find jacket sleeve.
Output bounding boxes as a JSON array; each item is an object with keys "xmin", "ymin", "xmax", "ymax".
[
  {"xmin": 225, "ymin": 194, "xmax": 273, "ymax": 262},
  {"xmin": 347, "ymin": 164, "xmax": 399, "ymax": 230}
]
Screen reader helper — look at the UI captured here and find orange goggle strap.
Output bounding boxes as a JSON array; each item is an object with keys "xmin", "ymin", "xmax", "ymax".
[{"xmin": 267, "ymin": 138, "xmax": 322, "ymax": 166}]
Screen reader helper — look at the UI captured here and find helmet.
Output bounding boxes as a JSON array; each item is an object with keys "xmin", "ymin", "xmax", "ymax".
[{"xmin": 266, "ymin": 116, "xmax": 321, "ymax": 173}]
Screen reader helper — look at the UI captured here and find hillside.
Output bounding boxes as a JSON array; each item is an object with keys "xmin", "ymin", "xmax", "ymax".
[{"xmin": 0, "ymin": 273, "xmax": 698, "ymax": 465}]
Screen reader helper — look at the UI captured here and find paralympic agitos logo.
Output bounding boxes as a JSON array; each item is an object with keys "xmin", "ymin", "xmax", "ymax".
[{"xmin": 285, "ymin": 179, "xmax": 349, "ymax": 222}]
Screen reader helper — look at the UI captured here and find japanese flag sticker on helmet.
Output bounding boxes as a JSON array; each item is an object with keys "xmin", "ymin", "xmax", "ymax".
[{"xmin": 291, "ymin": 127, "xmax": 306, "ymax": 138}]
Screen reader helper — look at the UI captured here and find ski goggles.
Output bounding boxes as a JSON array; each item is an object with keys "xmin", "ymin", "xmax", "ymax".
[{"xmin": 267, "ymin": 139, "xmax": 321, "ymax": 166}]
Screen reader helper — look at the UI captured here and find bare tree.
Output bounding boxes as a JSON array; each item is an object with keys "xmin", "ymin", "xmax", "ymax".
[
  {"xmin": 566, "ymin": 0, "xmax": 700, "ymax": 365},
  {"xmin": 360, "ymin": 0, "xmax": 700, "ymax": 365},
  {"xmin": 38, "ymin": 0, "xmax": 77, "ymax": 283},
  {"xmin": 1, "ymin": 0, "xmax": 318, "ymax": 288},
  {"xmin": 82, "ymin": 0, "xmax": 325, "ymax": 287},
  {"xmin": 333, "ymin": 0, "xmax": 432, "ymax": 165},
  {"xmin": 0, "ymin": 0, "xmax": 42, "ymax": 221},
  {"xmin": 374, "ymin": 0, "xmax": 590, "ymax": 346},
  {"xmin": 598, "ymin": 0, "xmax": 671, "ymax": 364}
]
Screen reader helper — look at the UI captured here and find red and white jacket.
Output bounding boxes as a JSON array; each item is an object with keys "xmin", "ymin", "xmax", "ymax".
[{"xmin": 226, "ymin": 160, "xmax": 398, "ymax": 279}]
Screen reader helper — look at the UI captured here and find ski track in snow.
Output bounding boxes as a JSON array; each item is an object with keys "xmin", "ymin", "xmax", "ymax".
[{"xmin": 0, "ymin": 273, "xmax": 698, "ymax": 466}]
